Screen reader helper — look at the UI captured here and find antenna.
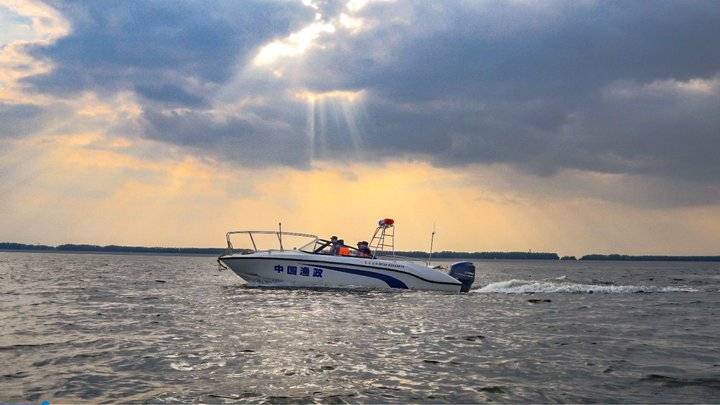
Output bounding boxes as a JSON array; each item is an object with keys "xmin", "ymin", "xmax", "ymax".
[
  {"xmin": 427, "ymin": 222, "xmax": 436, "ymax": 265},
  {"xmin": 278, "ymin": 222, "xmax": 284, "ymax": 251}
]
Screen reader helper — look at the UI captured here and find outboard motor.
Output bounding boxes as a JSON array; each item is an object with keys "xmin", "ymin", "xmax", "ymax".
[{"xmin": 449, "ymin": 262, "xmax": 475, "ymax": 292}]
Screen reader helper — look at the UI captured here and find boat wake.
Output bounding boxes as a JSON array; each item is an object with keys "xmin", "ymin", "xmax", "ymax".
[{"xmin": 474, "ymin": 279, "xmax": 698, "ymax": 294}]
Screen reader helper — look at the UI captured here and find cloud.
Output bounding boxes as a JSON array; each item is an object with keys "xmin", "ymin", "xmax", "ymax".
[
  {"xmin": 0, "ymin": 5, "xmax": 35, "ymax": 46},
  {"xmin": 461, "ymin": 164, "xmax": 720, "ymax": 210},
  {"xmin": 15, "ymin": 0, "xmax": 720, "ymax": 199},
  {"xmin": 23, "ymin": 0, "xmax": 314, "ymax": 106},
  {"xmin": 0, "ymin": 102, "xmax": 44, "ymax": 137},
  {"xmin": 298, "ymin": 1, "xmax": 720, "ymax": 98},
  {"xmin": 141, "ymin": 106, "xmax": 310, "ymax": 168},
  {"xmin": 285, "ymin": 1, "xmax": 720, "ymax": 179}
]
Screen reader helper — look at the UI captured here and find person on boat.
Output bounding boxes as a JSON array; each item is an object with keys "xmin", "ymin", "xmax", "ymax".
[
  {"xmin": 329, "ymin": 236, "xmax": 341, "ymax": 255},
  {"xmin": 357, "ymin": 241, "xmax": 372, "ymax": 258},
  {"xmin": 337, "ymin": 239, "xmax": 351, "ymax": 256}
]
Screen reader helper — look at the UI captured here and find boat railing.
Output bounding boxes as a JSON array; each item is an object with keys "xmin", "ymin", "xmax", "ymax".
[
  {"xmin": 224, "ymin": 230, "xmax": 319, "ymax": 255},
  {"xmin": 374, "ymin": 253, "xmax": 429, "ymax": 263}
]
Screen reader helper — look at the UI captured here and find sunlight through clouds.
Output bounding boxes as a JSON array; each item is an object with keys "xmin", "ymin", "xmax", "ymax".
[
  {"xmin": 253, "ymin": 21, "xmax": 336, "ymax": 67},
  {"xmin": 295, "ymin": 89, "xmax": 367, "ymax": 159}
]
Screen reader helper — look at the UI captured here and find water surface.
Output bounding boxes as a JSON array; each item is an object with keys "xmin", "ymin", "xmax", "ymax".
[{"xmin": 1, "ymin": 252, "xmax": 719, "ymax": 403}]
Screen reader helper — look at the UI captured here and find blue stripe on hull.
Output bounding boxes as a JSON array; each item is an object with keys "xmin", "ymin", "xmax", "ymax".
[
  {"xmin": 303, "ymin": 263, "xmax": 408, "ymax": 289},
  {"xmin": 221, "ymin": 256, "xmax": 461, "ymax": 287}
]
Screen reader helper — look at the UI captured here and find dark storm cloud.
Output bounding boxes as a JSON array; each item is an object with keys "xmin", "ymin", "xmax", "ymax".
[
  {"xmin": 24, "ymin": 0, "xmax": 313, "ymax": 106},
  {"xmin": 301, "ymin": 1, "xmax": 720, "ymax": 100},
  {"xmin": 289, "ymin": 0, "xmax": 720, "ymax": 182},
  {"xmin": 21, "ymin": 0, "xmax": 720, "ymax": 189}
]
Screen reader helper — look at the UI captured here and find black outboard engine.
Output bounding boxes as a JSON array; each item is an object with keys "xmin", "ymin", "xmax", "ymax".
[{"xmin": 449, "ymin": 262, "xmax": 475, "ymax": 292}]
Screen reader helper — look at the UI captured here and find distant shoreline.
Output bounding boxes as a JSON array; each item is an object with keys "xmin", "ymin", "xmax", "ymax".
[
  {"xmin": 1, "ymin": 242, "xmax": 719, "ymax": 262},
  {"xmin": 579, "ymin": 254, "xmax": 720, "ymax": 262},
  {"xmin": 0, "ymin": 243, "xmax": 226, "ymax": 256},
  {"xmin": 0, "ymin": 249, "xmax": 220, "ymax": 257}
]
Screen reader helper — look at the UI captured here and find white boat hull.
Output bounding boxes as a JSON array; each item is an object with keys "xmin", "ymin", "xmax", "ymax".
[{"xmin": 218, "ymin": 252, "xmax": 463, "ymax": 292}]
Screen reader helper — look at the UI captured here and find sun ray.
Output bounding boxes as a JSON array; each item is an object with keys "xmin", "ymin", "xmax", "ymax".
[
  {"xmin": 306, "ymin": 98, "xmax": 316, "ymax": 160},
  {"xmin": 318, "ymin": 97, "xmax": 328, "ymax": 159},
  {"xmin": 340, "ymin": 100, "xmax": 362, "ymax": 157}
]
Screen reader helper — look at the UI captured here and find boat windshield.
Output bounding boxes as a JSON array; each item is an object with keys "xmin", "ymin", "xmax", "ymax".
[
  {"xmin": 224, "ymin": 230, "xmax": 376, "ymax": 259},
  {"xmin": 225, "ymin": 230, "xmax": 318, "ymax": 254},
  {"xmin": 299, "ymin": 238, "xmax": 373, "ymax": 258}
]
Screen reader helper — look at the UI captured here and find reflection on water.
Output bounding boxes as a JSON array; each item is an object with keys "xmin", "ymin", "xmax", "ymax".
[{"xmin": 1, "ymin": 252, "xmax": 719, "ymax": 403}]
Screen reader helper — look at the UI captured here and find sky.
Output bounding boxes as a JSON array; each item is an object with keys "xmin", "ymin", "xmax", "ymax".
[{"xmin": 0, "ymin": 0, "xmax": 719, "ymax": 256}]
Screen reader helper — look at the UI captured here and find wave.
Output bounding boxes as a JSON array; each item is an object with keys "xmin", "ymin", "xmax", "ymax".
[
  {"xmin": 474, "ymin": 279, "xmax": 698, "ymax": 294},
  {"xmin": 170, "ymin": 360, "xmax": 226, "ymax": 371}
]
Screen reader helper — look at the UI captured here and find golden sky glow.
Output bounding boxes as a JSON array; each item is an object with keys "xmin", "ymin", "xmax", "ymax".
[{"xmin": 2, "ymin": 131, "xmax": 719, "ymax": 256}]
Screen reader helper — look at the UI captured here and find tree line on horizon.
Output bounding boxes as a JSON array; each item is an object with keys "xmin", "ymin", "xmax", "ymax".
[
  {"xmin": 1, "ymin": 242, "xmax": 718, "ymax": 261},
  {"xmin": 393, "ymin": 250, "xmax": 560, "ymax": 260},
  {"xmin": 0, "ymin": 242, "xmax": 226, "ymax": 255}
]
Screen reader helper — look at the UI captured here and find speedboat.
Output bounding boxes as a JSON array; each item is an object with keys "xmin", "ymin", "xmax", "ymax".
[{"xmin": 217, "ymin": 219, "xmax": 475, "ymax": 293}]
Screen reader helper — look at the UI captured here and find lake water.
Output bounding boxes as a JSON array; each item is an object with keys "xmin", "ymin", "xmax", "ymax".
[{"xmin": 1, "ymin": 252, "xmax": 719, "ymax": 403}]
